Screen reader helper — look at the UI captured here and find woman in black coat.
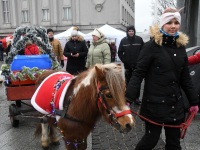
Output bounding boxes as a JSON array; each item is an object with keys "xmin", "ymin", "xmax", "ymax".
[
  {"xmin": 63, "ymin": 28, "xmax": 88, "ymax": 75},
  {"xmin": 126, "ymin": 8, "xmax": 199, "ymax": 150}
]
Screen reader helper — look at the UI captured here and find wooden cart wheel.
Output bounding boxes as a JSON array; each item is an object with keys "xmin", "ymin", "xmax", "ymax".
[{"xmin": 9, "ymin": 104, "xmax": 19, "ymax": 127}]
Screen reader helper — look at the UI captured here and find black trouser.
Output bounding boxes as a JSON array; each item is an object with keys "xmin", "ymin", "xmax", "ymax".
[
  {"xmin": 111, "ymin": 56, "xmax": 115, "ymax": 62},
  {"xmin": 125, "ymin": 68, "xmax": 140, "ymax": 99},
  {"xmin": 0, "ymin": 51, "xmax": 3, "ymax": 61},
  {"xmin": 135, "ymin": 120, "xmax": 182, "ymax": 150}
]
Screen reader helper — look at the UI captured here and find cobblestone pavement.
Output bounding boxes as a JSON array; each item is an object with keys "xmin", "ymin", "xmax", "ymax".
[
  {"xmin": 1, "ymin": 60, "xmax": 200, "ymax": 150},
  {"xmin": 92, "ymin": 104, "xmax": 165, "ymax": 150},
  {"xmin": 92, "ymin": 103, "xmax": 200, "ymax": 150}
]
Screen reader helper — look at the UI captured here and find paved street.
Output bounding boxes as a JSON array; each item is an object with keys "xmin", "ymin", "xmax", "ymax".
[{"xmin": 0, "ymin": 60, "xmax": 200, "ymax": 150}]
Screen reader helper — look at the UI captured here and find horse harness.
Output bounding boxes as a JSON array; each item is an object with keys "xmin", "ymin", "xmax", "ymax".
[
  {"xmin": 49, "ymin": 79, "xmax": 131, "ymax": 148},
  {"xmin": 97, "ymin": 84, "xmax": 132, "ymax": 129},
  {"xmin": 49, "ymin": 77, "xmax": 86, "ymax": 149},
  {"xmin": 51, "ymin": 77, "xmax": 84, "ymax": 123},
  {"xmin": 50, "ymin": 79, "xmax": 131, "ymax": 126}
]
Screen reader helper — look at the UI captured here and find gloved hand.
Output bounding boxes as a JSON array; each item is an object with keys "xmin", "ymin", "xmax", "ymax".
[
  {"xmin": 60, "ymin": 60, "xmax": 64, "ymax": 68},
  {"xmin": 189, "ymin": 105, "xmax": 199, "ymax": 115}
]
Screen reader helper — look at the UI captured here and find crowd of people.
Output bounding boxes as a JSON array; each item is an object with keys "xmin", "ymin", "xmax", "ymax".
[{"xmin": 1, "ymin": 7, "xmax": 200, "ymax": 149}]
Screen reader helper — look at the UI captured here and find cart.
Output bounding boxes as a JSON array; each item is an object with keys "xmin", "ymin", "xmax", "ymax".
[
  {"xmin": 5, "ymin": 54, "xmax": 53, "ymax": 127},
  {"xmin": 1, "ymin": 26, "xmax": 60, "ymax": 127}
]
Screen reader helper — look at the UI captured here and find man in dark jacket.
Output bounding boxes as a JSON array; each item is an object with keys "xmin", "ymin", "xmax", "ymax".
[
  {"xmin": 0, "ymin": 42, "xmax": 4, "ymax": 61},
  {"xmin": 63, "ymin": 27, "xmax": 88, "ymax": 75},
  {"xmin": 118, "ymin": 25, "xmax": 144, "ymax": 104}
]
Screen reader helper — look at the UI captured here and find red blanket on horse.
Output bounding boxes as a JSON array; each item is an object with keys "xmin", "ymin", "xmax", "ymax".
[{"xmin": 31, "ymin": 72, "xmax": 73, "ymax": 115}]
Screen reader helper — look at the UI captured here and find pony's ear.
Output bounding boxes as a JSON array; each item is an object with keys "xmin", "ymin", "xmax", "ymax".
[{"xmin": 95, "ymin": 66, "xmax": 104, "ymax": 80}]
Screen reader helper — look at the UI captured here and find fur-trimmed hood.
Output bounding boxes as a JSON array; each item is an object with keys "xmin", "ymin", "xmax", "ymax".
[
  {"xmin": 68, "ymin": 35, "xmax": 84, "ymax": 41},
  {"xmin": 150, "ymin": 24, "xmax": 189, "ymax": 47}
]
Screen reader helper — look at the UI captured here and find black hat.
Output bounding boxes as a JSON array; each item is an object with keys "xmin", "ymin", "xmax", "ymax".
[
  {"xmin": 47, "ymin": 28, "xmax": 54, "ymax": 34},
  {"xmin": 127, "ymin": 25, "xmax": 135, "ymax": 32}
]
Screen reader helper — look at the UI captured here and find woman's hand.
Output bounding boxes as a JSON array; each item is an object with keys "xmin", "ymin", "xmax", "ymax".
[{"xmin": 189, "ymin": 105, "xmax": 199, "ymax": 115}]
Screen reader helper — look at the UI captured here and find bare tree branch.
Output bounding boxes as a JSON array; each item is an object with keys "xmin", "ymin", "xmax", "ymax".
[{"xmin": 151, "ymin": 0, "xmax": 177, "ymax": 24}]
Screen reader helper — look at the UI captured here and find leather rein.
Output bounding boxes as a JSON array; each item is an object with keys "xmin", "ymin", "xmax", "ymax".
[{"xmin": 131, "ymin": 110, "xmax": 196, "ymax": 139}]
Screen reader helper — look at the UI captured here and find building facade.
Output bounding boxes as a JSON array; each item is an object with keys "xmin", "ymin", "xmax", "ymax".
[
  {"xmin": 177, "ymin": 0, "xmax": 200, "ymax": 47},
  {"xmin": 0, "ymin": 0, "xmax": 135, "ymax": 37}
]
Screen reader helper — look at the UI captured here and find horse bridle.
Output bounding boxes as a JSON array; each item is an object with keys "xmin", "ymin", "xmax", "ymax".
[{"xmin": 97, "ymin": 84, "xmax": 132, "ymax": 130}]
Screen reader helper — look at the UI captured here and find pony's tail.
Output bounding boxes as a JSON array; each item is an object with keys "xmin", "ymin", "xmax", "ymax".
[{"xmin": 34, "ymin": 124, "xmax": 42, "ymax": 137}]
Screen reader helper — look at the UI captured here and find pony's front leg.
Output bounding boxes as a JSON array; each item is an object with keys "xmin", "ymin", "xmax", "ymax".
[
  {"xmin": 41, "ymin": 123, "xmax": 50, "ymax": 150},
  {"xmin": 50, "ymin": 126, "xmax": 60, "ymax": 145}
]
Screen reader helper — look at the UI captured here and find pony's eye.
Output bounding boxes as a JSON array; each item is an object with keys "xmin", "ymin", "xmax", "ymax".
[{"xmin": 105, "ymin": 93, "xmax": 113, "ymax": 98}]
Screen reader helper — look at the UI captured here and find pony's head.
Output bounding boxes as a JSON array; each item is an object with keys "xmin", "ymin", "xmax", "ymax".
[{"xmin": 94, "ymin": 63, "xmax": 135, "ymax": 133}]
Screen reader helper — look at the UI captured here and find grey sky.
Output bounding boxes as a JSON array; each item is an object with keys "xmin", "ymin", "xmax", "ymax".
[{"xmin": 135, "ymin": 0, "xmax": 153, "ymax": 32}]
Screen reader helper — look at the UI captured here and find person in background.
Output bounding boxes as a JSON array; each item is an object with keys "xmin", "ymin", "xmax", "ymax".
[
  {"xmin": 126, "ymin": 8, "xmax": 199, "ymax": 150},
  {"xmin": 86, "ymin": 28, "xmax": 111, "ymax": 68},
  {"xmin": 0, "ymin": 41, "xmax": 4, "ymax": 61},
  {"xmin": 47, "ymin": 28, "xmax": 64, "ymax": 68},
  {"xmin": 63, "ymin": 27, "xmax": 88, "ymax": 75},
  {"xmin": 118, "ymin": 25, "xmax": 144, "ymax": 105},
  {"xmin": 109, "ymin": 40, "xmax": 117, "ymax": 62},
  {"xmin": 6, "ymin": 41, "xmax": 11, "ymax": 56},
  {"xmin": 24, "ymin": 41, "xmax": 39, "ymax": 55},
  {"xmin": 86, "ymin": 40, "xmax": 91, "ymax": 49},
  {"xmin": 188, "ymin": 50, "xmax": 200, "ymax": 65}
]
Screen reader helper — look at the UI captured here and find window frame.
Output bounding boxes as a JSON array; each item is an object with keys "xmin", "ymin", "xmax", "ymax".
[
  {"xmin": 63, "ymin": 7, "xmax": 72, "ymax": 21},
  {"xmin": 22, "ymin": 10, "xmax": 29, "ymax": 22},
  {"xmin": 42, "ymin": 9, "xmax": 50, "ymax": 21},
  {"xmin": 2, "ymin": 0, "xmax": 10, "ymax": 23}
]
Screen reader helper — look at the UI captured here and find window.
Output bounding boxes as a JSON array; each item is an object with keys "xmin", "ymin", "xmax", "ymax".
[
  {"xmin": 122, "ymin": 6, "xmax": 124, "ymax": 21},
  {"xmin": 63, "ymin": 7, "xmax": 71, "ymax": 20},
  {"xmin": 2, "ymin": 0, "xmax": 10, "ymax": 23},
  {"xmin": 22, "ymin": 10, "xmax": 29, "ymax": 22},
  {"xmin": 42, "ymin": 9, "xmax": 50, "ymax": 21}
]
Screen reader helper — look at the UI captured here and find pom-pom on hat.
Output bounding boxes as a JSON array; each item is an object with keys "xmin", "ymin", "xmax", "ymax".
[{"xmin": 71, "ymin": 27, "xmax": 79, "ymax": 36}]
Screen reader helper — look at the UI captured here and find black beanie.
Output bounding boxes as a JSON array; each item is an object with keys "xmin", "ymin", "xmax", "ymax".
[
  {"xmin": 47, "ymin": 28, "xmax": 54, "ymax": 34},
  {"xmin": 126, "ymin": 25, "xmax": 135, "ymax": 32}
]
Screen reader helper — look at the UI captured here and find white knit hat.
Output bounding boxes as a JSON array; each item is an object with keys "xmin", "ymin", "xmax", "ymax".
[
  {"xmin": 92, "ymin": 28, "xmax": 103, "ymax": 38},
  {"xmin": 71, "ymin": 27, "xmax": 79, "ymax": 36}
]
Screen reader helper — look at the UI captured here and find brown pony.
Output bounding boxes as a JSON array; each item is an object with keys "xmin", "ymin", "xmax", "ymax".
[{"xmin": 33, "ymin": 63, "xmax": 135, "ymax": 150}]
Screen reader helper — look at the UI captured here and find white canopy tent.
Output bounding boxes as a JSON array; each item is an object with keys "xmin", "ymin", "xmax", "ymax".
[
  {"xmin": 137, "ymin": 30, "xmax": 150, "ymax": 43},
  {"xmin": 84, "ymin": 24, "xmax": 126, "ymax": 61},
  {"xmin": 84, "ymin": 24, "xmax": 126, "ymax": 48},
  {"xmin": 54, "ymin": 27, "xmax": 86, "ymax": 50},
  {"xmin": 54, "ymin": 27, "xmax": 86, "ymax": 39}
]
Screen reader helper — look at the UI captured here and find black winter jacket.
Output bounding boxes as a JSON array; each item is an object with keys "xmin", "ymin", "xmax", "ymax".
[
  {"xmin": 63, "ymin": 36, "xmax": 88, "ymax": 74},
  {"xmin": 118, "ymin": 35, "xmax": 144, "ymax": 69},
  {"xmin": 126, "ymin": 25, "xmax": 199, "ymax": 123}
]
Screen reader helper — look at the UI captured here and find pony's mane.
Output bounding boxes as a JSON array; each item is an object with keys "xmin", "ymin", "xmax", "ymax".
[{"xmin": 98, "ymin": 64, "xmax": 126, "ymax": 107}]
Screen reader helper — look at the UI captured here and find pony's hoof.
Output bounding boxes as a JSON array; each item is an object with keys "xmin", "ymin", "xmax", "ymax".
[
  {"xmin": 52, "ymin": 141, "xmax": 60, "ymax": 145},
  {"xmin": 42, "ymin": 146, "xmax": 49, "ymax": 150}
]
